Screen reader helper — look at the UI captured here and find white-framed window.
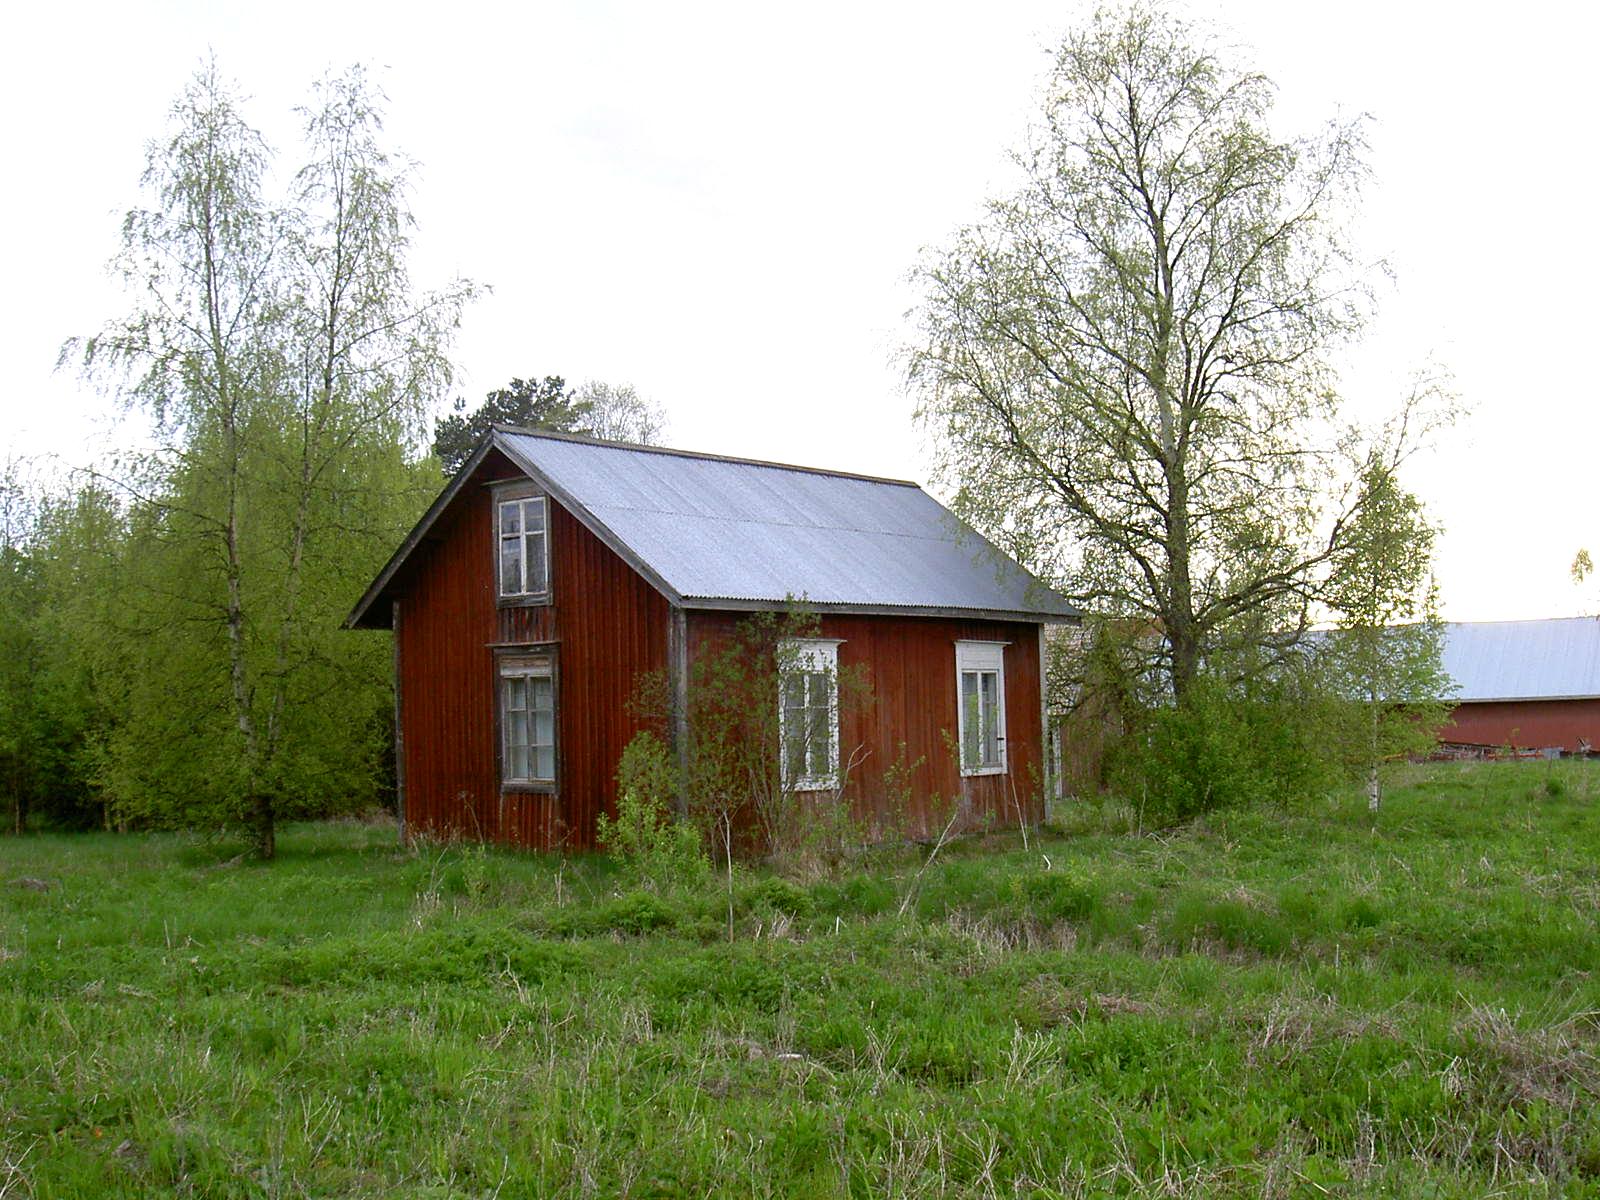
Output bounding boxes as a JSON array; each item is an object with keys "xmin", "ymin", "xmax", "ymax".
[
  {"xmin": 496, "ymin": 493, "xmax": 550, "ymax": 600},
  {"xmin": 956, "ymin": 641, "xmax": 1008, "ymax": 776},
  {"xmin": 500, "ymin": 651, "xmax": 556, "ymax": 786},
  {"xmin": 778, "ymin": 638, "xmax": 842, "ymax": 792}
]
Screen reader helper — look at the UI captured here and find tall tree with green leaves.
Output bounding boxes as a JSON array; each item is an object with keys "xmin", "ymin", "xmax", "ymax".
[
  {"xmin": 67, "ymin": 63, "xmax": 473, "ymax": 857},
  {"xmin": 433, "ymin": 376, "xmax": 668, "ymax": 474},
  {"xmin": 1322, "ymin": 455, "xmax": 1451, "ymax": 813},
  {"xmin": 432, "ymin": 375, "xmax": 584, "ymax": 473},
  {"xmin": 575, "ymin": 380, "xmax": 668, "ymax": 446},
  {"xmin": 908, "ymin": 4, "xmax": 1416, "ymax": 701}
]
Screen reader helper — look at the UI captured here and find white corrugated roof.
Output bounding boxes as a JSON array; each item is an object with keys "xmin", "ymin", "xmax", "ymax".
[
  {"xmin": 1442, "ymin": 617, "xmax": 1600, "ymax": 702},
  {"xmin": 496, "ymin": 430, "xmax": 1078, "ymax": 621}
]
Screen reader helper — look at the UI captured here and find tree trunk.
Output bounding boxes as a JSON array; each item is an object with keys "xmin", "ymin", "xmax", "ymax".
[
  {"xmin": 1367, "ymin": 695, "xmax": 1381, "ymax": 814},
  {"xmin": 1164, "ymin": 455, "xmax": 1199, "ymax": 704},
  {"xmin": 250, "ymin": 792, "xmax": 275, "ymax": 860}
]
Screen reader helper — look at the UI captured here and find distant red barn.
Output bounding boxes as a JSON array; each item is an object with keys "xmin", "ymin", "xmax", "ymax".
[
  {"xmin": 1437, "ymin": 618, "xmax": 1600, "ymax": 755},
  {"xmin": 347, "ymin": 428, "xmax": 1078, "ymax": 850}
]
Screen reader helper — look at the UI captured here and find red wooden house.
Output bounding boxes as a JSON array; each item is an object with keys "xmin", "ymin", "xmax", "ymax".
[{"xmin": 347, "ymin": 428, "xmax": 1078, "ymax": 850}]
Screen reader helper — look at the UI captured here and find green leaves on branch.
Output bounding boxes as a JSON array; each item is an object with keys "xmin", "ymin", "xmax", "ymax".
[
  {"xmin": 57, "ymin": 61, "xmax": 476, "ymax": 855},
  {"xmin": 908, "ymin": 4, "xmax": 1440, "ymax": 701}
]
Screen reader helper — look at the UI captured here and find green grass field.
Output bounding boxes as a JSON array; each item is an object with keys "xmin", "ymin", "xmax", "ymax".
[{"xmin": 2, "ymin": 763, "xmax": 1598, "ymax": 1197}]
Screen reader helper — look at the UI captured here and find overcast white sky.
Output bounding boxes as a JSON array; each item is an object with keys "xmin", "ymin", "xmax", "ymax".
[{"xmin": 2, "ymin": 1, "xmax": 1595, "ymax": 622}]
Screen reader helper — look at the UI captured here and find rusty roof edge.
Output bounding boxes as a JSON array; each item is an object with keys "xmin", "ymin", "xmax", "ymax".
[{"xmin": 344, "ymin": 435, "xmax": 500, "ymax": 630}]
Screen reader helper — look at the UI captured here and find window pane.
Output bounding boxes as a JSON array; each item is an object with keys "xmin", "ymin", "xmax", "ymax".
[
  {"xmin": 534, "ymin": 744, "xmax": 555, "ymax": 781},
  {"xmin": 785, "ymin": 727, "xmax": 808, "ymax": 782},
  {"xmin": 961, "ymin": 672, "xmax": 980, "ymax": 767},
  {"xmin": 501, "ymin": 536, "xmax": 523, "ymax": 595},
  {"xmin": 500, "ymin": 500, "xmax": 521, "ymax": 535},
  {"xmin": 524, "ymin": 499, "xmax": 545, "ymax": 533},
  {"xmin": 782, "ymin": 673, "xmax": 806, "ymax": 709},
  {"xmin": 808, "ymin": 703, "xmax": 832, "ymax": 779},
  {"xmin": 806, "ymin": 671, "xmax": 826, "ymax": 708},
  {"xmin": 525, "ymin": 529, "xmax": 548, "ymax": 594},
  {"xmin": 980, "ymin": 671, "xmax": 1000, "ymax": 766},
  {"xmin": 511, "ymin": 743, "xmax": 530, "ymax": 781},
  {"xmin": 508, "ymin": 709, "xmax": 529, "ymax": 753}
]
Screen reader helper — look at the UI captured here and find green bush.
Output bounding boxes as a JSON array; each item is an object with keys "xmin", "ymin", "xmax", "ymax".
[
  {"xmin": 738, "ymin": 875, "xmax": 815, "ymax": 918},
  {"xmin": 1107, "ymin": 674, "xmax": 1342, "ymax": 825},
  {"xmin": 597, "ymin": 732, "xmax": 709, "ymax": 891}
]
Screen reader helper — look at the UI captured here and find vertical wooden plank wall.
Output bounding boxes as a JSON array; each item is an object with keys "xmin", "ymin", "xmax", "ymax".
[
  {"xmin": 687, "ymin": 611, "xmax": 1045, "ymax": 840},
  {"xmin": 394, "ymin": 455, "xmax": 668, "ymax": 850},
  {"xmin": 1443, "ymin": 699, "xmax": 1600, "ymax": 754}
]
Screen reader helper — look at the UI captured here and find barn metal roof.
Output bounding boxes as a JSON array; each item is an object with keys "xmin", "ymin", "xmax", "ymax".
[
  {"xmin": 1442, "ymin": 617, "xmax": 1600, "ymax": 702},
  {"xmin": 492, "ymin": 429, "xmax": 1078, "ymax": 622}
]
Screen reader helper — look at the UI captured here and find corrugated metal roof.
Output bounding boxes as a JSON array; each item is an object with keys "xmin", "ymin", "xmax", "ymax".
[
  {"xmin": 495, "ymin": 430, "xmax": 1078, "ymax": 621},
  {"xmin": 1443, "ymin": 618, "xmax": 1600, "ymax": 702}
]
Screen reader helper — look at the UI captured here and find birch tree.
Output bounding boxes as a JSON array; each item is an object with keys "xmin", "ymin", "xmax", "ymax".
[
  {"xmin": 68, "ymin": 63, "xmax": 473, "ymax": 857},
  {"xmin": 1323, "ymin": 455, "xmax": 1451, "ymax": 813},
  {"xmin": 909, "ymin": 4, "xmax": 1389, "ymax": 700}
]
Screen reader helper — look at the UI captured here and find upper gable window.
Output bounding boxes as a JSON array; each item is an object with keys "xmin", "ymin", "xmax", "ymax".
[
  {"xmin": 956, "ymin": 641, "xmax": 1007, "ymax": 776},
  {"xmin": 497, "ymin": 493, "xmax": 550, "ymax": 601}
]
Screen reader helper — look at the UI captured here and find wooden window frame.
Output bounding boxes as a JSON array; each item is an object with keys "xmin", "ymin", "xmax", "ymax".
[
  {"xmin": 778, "ymin": 638, "xmax": 843, "ymax": 793},
  {"xmin": 492, "ymin": 481, "xmax": 552, "ymax": 608},
  {"xmin": 956, "ymin": 640, "xmax": 1009, "ymax": 777},
  {"xmin": 495, "ymin": 644, "xmax": 559, "ymax": 794}
]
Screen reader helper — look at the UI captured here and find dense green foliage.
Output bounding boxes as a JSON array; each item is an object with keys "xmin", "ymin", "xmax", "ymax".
[
  {"xmin": 909, "ymin": 6, "xmax": 1441, "ymax": 710},
  {"xmin": 432, "ymin": 375, "xmax": 585, "ymax": 473},
  {"xmin": 3, "ymin": 763, "xmax": 1597, "ymax": 1196},
  {"xmin": 0, "ymin": 480, "xmax": 128, "ymax": 831},
  {"xmin": 433, "ymin": 376, "xmax": 667, "ymax": 474},
  {"xmin": 23, "ymin": 64, "xmax": 473, "ymax": 853},
  {"xmin": 1106, "ymin": 671, "xmax": 1345, "ymax": 825}
]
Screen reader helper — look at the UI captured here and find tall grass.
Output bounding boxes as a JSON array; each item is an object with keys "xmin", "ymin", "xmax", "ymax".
[{"xmin": 2, "ymin": 763, "xmax": 1598, "ymax": 1196}]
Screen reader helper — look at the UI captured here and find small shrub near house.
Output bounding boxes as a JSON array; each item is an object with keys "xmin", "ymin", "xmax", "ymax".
[{"xmin": 596, "ymin": 732, "xmax": 709, "ymax": 891}]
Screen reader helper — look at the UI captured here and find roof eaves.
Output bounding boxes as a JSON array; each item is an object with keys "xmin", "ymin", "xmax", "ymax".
[
  {"xmin": 677, "ymin": 595, "xmax": 1081, "ymax": 624},
  {"xmin": 1455, "ymin": 693, "xmax": 1600, "ymax": 704}
]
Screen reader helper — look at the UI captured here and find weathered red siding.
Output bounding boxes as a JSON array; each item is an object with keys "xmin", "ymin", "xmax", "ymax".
[
  {"xmin": 393, "ymin": 452, "xmax": 669, "ymax": 849},
  {"xmin": 1443, "ymin": 699, "xmax": 1600, "ymax": 754},
  {"xmin": 687, "ymin": 611, "xmax": 1046, "ymax": 840}
]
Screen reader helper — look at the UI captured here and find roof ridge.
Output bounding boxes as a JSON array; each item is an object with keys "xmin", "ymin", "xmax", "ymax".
[{"xmin": 491, "ymin": 425, "xmax": 923, "ymax": 488}]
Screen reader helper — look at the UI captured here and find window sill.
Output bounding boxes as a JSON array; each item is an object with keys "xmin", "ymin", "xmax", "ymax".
[
  {"xmin": 498, "ymin": 593, "xmax": 552, "ymax": 609},
  {"xmin": 960, "ymin": 766, "xmax": 1008, "ymax": 778},
  {"xmin": 502, "ymin": 781, "xmax": 557, "ymax": 795},
  {"xmin": 790, "ymin": 780, "xmax": 837, "ymax": 793}
]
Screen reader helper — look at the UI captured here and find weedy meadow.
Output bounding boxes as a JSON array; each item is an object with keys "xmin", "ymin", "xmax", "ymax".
[{"xmin": 2, "ymin": 761, "xmax": 1598, "ymax": 1197}]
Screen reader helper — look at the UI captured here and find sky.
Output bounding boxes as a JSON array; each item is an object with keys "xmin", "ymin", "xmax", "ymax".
[{"xmin": 2, "ymin": 1, "xmax": 1595, "ymax": 622}]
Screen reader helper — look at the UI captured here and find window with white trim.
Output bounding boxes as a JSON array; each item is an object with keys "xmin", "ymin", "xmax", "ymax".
[
  {"xmin": 500, "ymin": 651, "xmax": 556, "ymax": 786},
  {"xmin": 778, "ymin": 639, "xmax": 841, "ymax": 791},
  {"xmin": 956, "ymin": 641, "xmax": 1007, "ymax": 775},
  {"xmin": 497, "ymin": 493, "xmax": 550, "ymax": 600}
]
